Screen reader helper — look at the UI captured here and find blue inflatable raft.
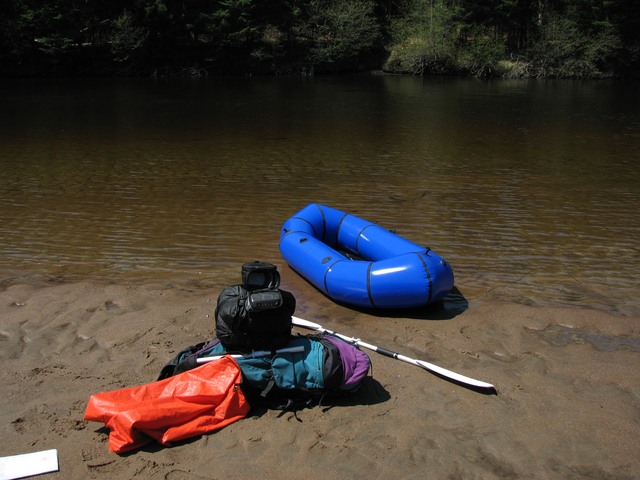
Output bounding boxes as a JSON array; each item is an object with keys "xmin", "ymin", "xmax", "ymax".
[{"xmin": 279, "ymin": 204, "xmax": 454, "ymax": 309}]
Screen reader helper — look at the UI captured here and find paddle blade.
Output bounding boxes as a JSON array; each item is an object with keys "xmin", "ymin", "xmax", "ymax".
[{"xmin": 414, "ymin": 359, "xmax": 495, "ymax": 390}]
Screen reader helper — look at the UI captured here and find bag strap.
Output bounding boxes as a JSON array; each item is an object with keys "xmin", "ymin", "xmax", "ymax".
[{"xmin": 157, "ymin": 339, "xmax": 221, "ymax": 380}]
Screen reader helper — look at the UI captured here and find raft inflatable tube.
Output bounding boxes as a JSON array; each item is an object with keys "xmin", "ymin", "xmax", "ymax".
[{"xmin": 279, "ymin": 204, "xmax": 454, "ymax": 309}]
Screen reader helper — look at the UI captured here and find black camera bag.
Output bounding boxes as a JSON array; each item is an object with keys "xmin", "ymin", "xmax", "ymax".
[
  {"xmin": 215, "ymin": 262, "xmax": 295, "ymax": 352},
  {"xmin": 215, "ymin": 285, "xmax": 295, "ymax": 352}
]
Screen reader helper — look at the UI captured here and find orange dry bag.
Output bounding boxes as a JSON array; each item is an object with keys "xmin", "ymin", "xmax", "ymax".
[{"xmin": 84, "ymin": 356, "xmax": 250, "ymax": 453}]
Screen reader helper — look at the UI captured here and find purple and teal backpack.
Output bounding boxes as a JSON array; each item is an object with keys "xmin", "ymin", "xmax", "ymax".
[{"xmin": 159, "ymin": 333, "xmax": 371, "ymax": 410}]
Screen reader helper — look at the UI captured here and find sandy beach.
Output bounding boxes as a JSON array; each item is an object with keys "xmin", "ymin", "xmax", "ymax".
[{"xmin": 1, "ymin": 275, "xmax": 638, "ymax": 480}]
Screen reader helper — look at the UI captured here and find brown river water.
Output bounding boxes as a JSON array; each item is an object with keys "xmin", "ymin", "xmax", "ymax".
[{"xmin": 0, "ymin": 75, "xmax": 638, "ymax": 315}]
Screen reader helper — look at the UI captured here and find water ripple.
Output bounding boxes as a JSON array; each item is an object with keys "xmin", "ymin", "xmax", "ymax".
[{"xmin": 0, "ymin": 76, "xmax": 638, "ymax": 315}]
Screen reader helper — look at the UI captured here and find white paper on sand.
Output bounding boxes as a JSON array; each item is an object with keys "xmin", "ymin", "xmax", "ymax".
[{"xmin": 0, "ymin": 449, "xmax": 59, "ymax": 480}]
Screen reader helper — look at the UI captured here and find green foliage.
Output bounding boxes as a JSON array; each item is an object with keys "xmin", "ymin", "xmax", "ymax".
[
  {"xmin": 528, "ymin": 12, "xmax": 621, "ymax": 78},
  {"xmin": 456, "ymin": 25, "xmax": 506, "ymax": 77},
  {"xmin": 307, "ymin": 0, "xmax": 381, "ymax": 67},
  {"xmin": 384, "ymin": 0, "xmax": 630, "ymax": 78},
  {"xmin": 384, "ymin": 0, "xmax": 459, "ymax": 74},
  {"xmin": 212, "ymin": 0, "xmax": 259, "ymax": 45},
  {"xmin": 0, "ymin": 0, "xmax": 636, "ymax": 77},
  {"xmin": 0, "ymin": 2, "xmax": 30, "ymax": 63},
  {"xmin": 110, "ymin": 10, "xmax": 148, "ymax": 63},
  {"xmin": 25, "ymin": 2, "xmax": 80, "ymax": 60}
]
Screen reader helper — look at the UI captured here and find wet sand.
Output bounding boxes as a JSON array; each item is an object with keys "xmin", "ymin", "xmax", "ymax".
[{"xmin": 1, "ymin": 276, "xmax": 638, "ymax": 479}]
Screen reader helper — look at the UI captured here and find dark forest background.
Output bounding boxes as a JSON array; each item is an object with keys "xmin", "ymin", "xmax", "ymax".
[{"xmin": 1, "ymin": 0, "xmax": 639, "ymax": 78}]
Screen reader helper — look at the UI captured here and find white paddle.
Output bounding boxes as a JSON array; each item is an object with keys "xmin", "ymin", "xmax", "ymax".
[
  {"xmin": 292, "ymin": 316, "xmax": 495, "ymax": 391},
  {"xmin": 196, "ymin": 345, "xmax": 305, "ymax": 363}
]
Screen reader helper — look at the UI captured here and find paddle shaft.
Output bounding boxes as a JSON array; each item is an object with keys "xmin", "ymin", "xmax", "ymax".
[
  {"xmin": 292, "ymin": 316, "xmax": 495, "ymax": 391},
  {"xmin": 196, "ymin": 345, "xmax": 304, "ymax": 363}
]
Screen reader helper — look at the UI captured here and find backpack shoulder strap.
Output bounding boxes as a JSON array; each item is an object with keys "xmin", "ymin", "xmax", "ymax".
[{"xmin": 157, "ymin": 338, "xmax": 222, "ymax": 380}]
